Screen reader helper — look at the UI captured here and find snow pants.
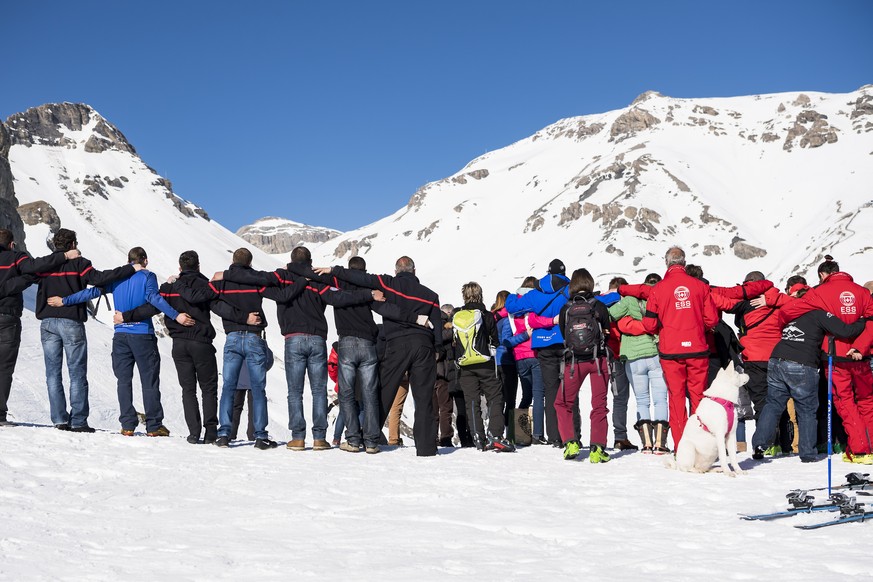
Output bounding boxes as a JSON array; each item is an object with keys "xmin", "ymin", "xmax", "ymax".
[
  {"xmin": 556, "ymin": 357, "xmax": 609, "ymax": 447},
  {"xmin": 660, "ymin": 356, "xmax": 708, "ymax": 448},
  {"xmin": 832, "ymin": 361, "xmax": 873, "ymax": 455}
]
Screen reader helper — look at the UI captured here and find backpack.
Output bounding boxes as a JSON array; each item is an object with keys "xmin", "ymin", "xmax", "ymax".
[
  {"xmin": 563, "ymin": 296, "xmax": 603, "ymax": 359},
  {"xmin": 452, "ymin": 308, "xmax": 492, "ymax": 367}
]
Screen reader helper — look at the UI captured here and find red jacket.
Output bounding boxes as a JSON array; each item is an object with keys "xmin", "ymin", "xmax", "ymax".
[
  {"xmin": 731, "ymin": 287, "xmax": 790, "ymax": 362},
  {"xmin": 641, "ymin": 265, "xmax": 718, "ymax": 359},
  {"xmin": 778, "ymin": 272, "xmax": 873, "ymax": 360}
]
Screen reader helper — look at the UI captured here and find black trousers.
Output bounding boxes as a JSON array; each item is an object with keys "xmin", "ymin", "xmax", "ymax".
[
  {"xmin": 231, "ymin": 389, "xmax": 255, "ymax": 441},
  {"xmin": 171, "ymin": 338, "xmax": 219, "ymax": 439},
  {"xmin": 498, "ymin": 363, "xmax": 519, "ymax": 432},
  {"xmin": 0, "ymin": 315, "xmax": 22, "ymax": 422},
  {"xmin": 379, "ymin": 336, "xmax": 438, "ymax": 456},
  {"xmin": 459, "ymin": 364, "xmax": 506, "ymax": 445},
  {"xmin": 452, "ymin": 392, "xmax": 475, "ymax": 446}
]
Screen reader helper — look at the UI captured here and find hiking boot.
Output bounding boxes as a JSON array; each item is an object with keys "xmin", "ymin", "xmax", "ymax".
[
  {"xmin": 70, "ymin": 425, "xmax": 96, "ymax": 433},
  {"xmin": 186, "ymin": 435, "xmax": 200, "ymax": 444},
  {"xmin": 844, "ymin": 451, "xmax": 873, "ymax": 465},
  {"xmin": 634, "ymin": 420, "xmax": 654, "ymax": 454},
  {"xmin": 286, "ymin": 439, "xmax": 306, "ymax": 451},
  {"xmin": 531, "ymin": 436, "xmax": 548, "ymax": 445},
  {"xmin": 550, "ymin": 440, "xmax": 563, "ymax": 448},
  {"xmin": 214, "ymin": 436, "xmax": 230, "ymax": 448},
  {"xmin": 339, "ymin": 441, "xmax": 362, "ymax": 453},
  {"xmin": 388, "ymin": 438, "xmax": 404, "ymax": 447},
  {"xmin": 614, "ymin": 439, "xmax": 639, "ymax": 451},
  {"xmin": 0, "ymin": 419, "xmax": 15, "ymax": 427},
  {"xmin": 438, "ymin": 437, "xmax": 454, "ymax": 447},
  {"xmin": 764, "ymin": 445, "xmax": 781, "ymax": 457},
  {"xmin": 833, "ymin": 442, "xmax": 845, "ymax": 454},
  {"xmin": 563, "ymin": 440, "xmax": 581, "ymax": 460},
  {"xmin": 120, "ymin": 428, "xmax": 135, "ymax": 436},
  {"xmin": 146, "ymin": 425, "xmax": 171, "ymax": 437},
  {"xmin": 801, "ymin": 456, "xmax": 821, "ymax": 463},
  {"xmin": 365, "ymin": 445, "xmax": 380, "ymax": 454},
  {"xmin": 55, "ymin": 423, "xmax": 71, "ymax": 431},
  {"xmin": 312, "ymin": 439, "xmax": 332, "ymax": 451},
  {"xmin": 491, "ymin": 438, "xmax": 516, "ymax": 453},
  {"xmin": 204, "ymin": 435, "xmax": 217, "ymax": 445},
  {"xmin": 753, "ymin": 446, "xmax": 766, "ymax": 460},
  {"xmin": 652, "ymin": 421, "xmax": 671, "ymax": 455},
  {"xmin": 331, "ymin": 438, "xmax": 341, "ymax": 447},
  {"xmin": 589, "ymin": 444, "xmax": 611, "ymax": 464},
  {"xmin": 254, "ymin": 438, "xmax": 279, "ymax": 450},
  {"xmin": 736, "ymin": 442, "xmax": 748, "ymax": 453}
]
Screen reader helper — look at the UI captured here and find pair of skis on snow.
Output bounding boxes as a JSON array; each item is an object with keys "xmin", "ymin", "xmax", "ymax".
[{"xmin": 739, "ymin": 472, "xmax": 872, "ymax": 529}]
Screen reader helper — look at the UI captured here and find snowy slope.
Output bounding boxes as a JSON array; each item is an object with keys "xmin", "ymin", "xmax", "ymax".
[
  {"xmin": 311, "ymin": 88, "xmax": 873, "ymax": 303},
  {"xmin": 1, "ymin": 426, "xmax": 871, "ymax": 581},
  {"xmin": 6, "ymin": 104, "xmax": 299, "ymax": 437}
]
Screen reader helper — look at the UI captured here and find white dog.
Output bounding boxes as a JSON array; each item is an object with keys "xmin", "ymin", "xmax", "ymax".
[{"xmin": 671, "ymin": 362, "xmax": 749, "ymax": 477}]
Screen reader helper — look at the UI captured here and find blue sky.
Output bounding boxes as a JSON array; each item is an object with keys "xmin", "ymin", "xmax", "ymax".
[{"xmin": 3, "ymin": 1, "xmax": 871, "ymax": 232}]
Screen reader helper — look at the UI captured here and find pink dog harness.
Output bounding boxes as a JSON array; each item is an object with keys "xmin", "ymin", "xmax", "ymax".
[{"xmin": 697, "ymin": 396, "xmax": 735, "ymax": 435}]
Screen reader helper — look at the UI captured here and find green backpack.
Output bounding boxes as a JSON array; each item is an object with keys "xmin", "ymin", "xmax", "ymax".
[{"xmin": 452, "ymin": 308, "xmax": 492, "ymax": 367}]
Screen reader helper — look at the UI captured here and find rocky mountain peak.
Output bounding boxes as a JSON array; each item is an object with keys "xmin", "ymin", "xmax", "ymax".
[
  {"xmin": 5, "ymin": 103, "xmax": 136, "ymax": 155},
  {"xmin": 236, "ymin": 217, "xmax": 342, "ymax": 255}
]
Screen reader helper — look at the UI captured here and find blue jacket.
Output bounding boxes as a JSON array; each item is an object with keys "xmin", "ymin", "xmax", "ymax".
[
  {"xmin": 63, "ymin": 269, "xmax": 179, "ymax": 335},
  {"xmin": 504, "ymin": 273, "xmax": 570, "ymax": 349},
  {"xmin": 495, "ymin": 315, "xmax": 515, "ymax": 365}
]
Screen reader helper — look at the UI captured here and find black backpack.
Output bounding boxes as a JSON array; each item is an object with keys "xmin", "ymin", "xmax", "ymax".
[{"xmin": 563, "ymin": 296, "xmax": 603, "ymax": 360}]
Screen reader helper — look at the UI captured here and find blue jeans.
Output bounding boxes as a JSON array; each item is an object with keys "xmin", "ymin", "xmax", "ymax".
[
  {"xmin": 516, "ymin": 357, "xmax": 544, "ymax": 439},
  {"xmin": 285, "ymin": 334, "xmax": 328, "ymax": 440},
  {"xmin": 112, "ymin": 333, "xmax": 164, "ymax": 432},
  {"xmin": 753, "ymin": 358, "xmax": 819, "ymax": 459},
  {"xmin": 333, "ymin": 407, "xmax": 366, "ymax": 441},
  {"xmin": 336, "ymin": 335, "xmax": 380, "ymax": 446},
  {"xmin": 219, "ymin": 332, "xmax": 269, "ymax": 440},
  {"xmin": 40, "ymin": 318, "xmax": 89, "ymax": 427},
  {"xmin": 626, "ymin": 356, "xmax": 669, "ymax": 421}
]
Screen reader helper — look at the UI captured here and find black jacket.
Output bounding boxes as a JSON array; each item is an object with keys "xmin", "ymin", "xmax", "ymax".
[
  {"xmin": 210, "ymin": 264, "xmax": 304, "ymax": 334},
  {"xmin": 222, "ymin": 263, "xmax": 370, "ymax": 338},
  {"xmin": 0, "ymin": 246, "xmax": 68, "ymax": 316},
  {"xmin": 328, "ymin": 267, "xmax": 442, "ymax": 347},
  {"xmin": 35, "ymin": 257, "xmax": 135, "ymax": 322},
  {"xmin": 772, "ymin": 311, "xmax": 866, "ymax": 368}
]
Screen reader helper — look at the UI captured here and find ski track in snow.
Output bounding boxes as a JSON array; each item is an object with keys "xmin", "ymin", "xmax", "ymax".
[{"xmin": 1, "ymin": 425, "xmax": 871, "ymax": 581}]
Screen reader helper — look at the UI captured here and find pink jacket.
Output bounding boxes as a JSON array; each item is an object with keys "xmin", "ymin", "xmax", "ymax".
[{"xmin": 499, "ymin": 306, "xmax": 535, "ymax": 360}]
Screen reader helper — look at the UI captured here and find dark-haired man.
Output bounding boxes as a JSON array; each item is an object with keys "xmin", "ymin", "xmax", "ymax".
[
  {"xmin": 36, "ymin": 228, "xmax": 139, "ymax": 432},
  {"xmin": 0, "ymin": 229, "xmax": 80, "ymax": 426}
]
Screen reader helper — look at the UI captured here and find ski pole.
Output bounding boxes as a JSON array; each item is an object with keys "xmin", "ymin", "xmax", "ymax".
[{"xmin": 827, "ymin": 337, "xmax": 835, "ymax": 497}]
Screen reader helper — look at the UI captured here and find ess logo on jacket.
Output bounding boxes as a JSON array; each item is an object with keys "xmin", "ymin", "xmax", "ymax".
[
  {"xmin": 840, "ymin": 291, "xmax": 856, "ymax": 314},
  {"xmin": 674, "ymin": 286, "xmax": 691, "ymax": 310}
]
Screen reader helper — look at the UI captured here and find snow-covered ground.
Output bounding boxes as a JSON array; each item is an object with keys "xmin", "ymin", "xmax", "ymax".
[{"xmin": 1, "ymin": 423, "xmax": 870, "ymax": 581}]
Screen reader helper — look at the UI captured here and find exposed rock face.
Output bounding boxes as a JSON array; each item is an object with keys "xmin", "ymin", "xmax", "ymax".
[
  {"xmin": 610, "ymin": 108, "xmax": 661, "ymax": 141},
  {"xmin": 333, "ymin": 235, "xmax": 377, "ymax": 259},
  {"xmin": 731, "ymin": 239, "xmax": 767, "ymax": 259},
  {"xmin": 0, "ymin": 121, "xmax": 27, "ymax": 251},
  {"xmin": 784, "ymin": 110, "xmax": 839, "ymax": 150},
  {"xmin": 17, "ymin": 200, "xmax": 61, "ymax": 234},
  {"xmin": 451, "ymin": 169, "xmax": 490, "ymax": 185},
  {"xmin": 5, "ymin": 103, "xmax": 136, "ymax": 154},
  {"xmin": 236, "ymin": 217, "xmax": 341, "ymax": 255}
]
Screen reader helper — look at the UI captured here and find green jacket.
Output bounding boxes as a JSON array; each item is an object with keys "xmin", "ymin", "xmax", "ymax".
[{"xmin": 608, "ymin": 295, "xmax": 659, "ymax": 361}]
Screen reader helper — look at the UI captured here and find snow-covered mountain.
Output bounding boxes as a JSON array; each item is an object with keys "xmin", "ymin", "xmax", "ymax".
[
  {"xmin": 2, "ymin": 103, "xmax": 299, "ymax": 435},
  {"xmin": 236, "ymin": 216, "xmax": 341, "ymax": 255},
  {"xmin": 312, "ymin": 87, "xmax": 873, "ymax": 303}
]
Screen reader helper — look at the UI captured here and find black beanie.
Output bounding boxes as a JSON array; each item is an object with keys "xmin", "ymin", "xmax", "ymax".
[{"xmin": 548, "ymin": 259, "xmax": 565, "ymax": 275}]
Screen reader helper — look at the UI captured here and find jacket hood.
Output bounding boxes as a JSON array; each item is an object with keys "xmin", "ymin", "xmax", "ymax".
[{"xmin": 539, "ymin": 273, "xmax": 569, "ymax": 294}]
